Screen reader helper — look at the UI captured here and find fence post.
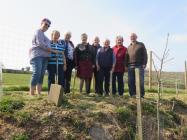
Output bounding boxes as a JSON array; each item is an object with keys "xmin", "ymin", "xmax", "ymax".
[
  {"xmin": 135, "ymin": 68, "xmax": 143, "ymax": 140},
  {"xmin": 0, "ymin": 62, "xmax": 3, "ymax": 100},
  {"xmin": 161, "ymin": 79, "xmax": 163, "ymax": 97},
  {"xmin": 185, "ymin": 61, "xmax": 187, "ymax": 94},
  {"xmin": 175, "ymin": 80, "xmax": 179, "ymax": 98},
  {"xmin": 149, "ymin": 51, "xmax": 153, "ymax": 90}
]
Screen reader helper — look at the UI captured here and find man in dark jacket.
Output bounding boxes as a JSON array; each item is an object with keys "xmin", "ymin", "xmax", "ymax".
[
  {"xmin": 125, "ymin": 33, "xmax": 147, "ymax": 98},
  {"xmin": 63, "ymin": 32, "xmax": 75, "ymax": 93},
  {"xmin": 91, "ymin": 36, "xmax": 101, "ymax": 94},
  {"xmin": 96, "ymin": 39, "xmax": 116, "ymax": 96}
]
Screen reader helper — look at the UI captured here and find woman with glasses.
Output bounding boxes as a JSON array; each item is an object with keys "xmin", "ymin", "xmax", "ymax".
[{"xmin": 29, "ymin": 18, "xmax": 56, "ymax": 96}]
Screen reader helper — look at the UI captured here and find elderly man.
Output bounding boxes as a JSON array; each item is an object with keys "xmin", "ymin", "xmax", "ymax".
[
  {"xmin": 112, "ymin": 36, "xmax": 127, "ymax": 96},
  {"xmin": 91, "ymin": 36, "xmax": 101, "ymax": 94},
  {"xmin": 96, "ymin": 39, "xmax": 115, "ymax": 96},
  {"xmin": 125, "ymin": 33, "xmax": 147, "ymax": 98}
]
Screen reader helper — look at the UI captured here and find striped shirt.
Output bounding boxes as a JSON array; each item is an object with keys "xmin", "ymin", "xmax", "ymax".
[{"xmin": 48, "ymin": 41, "xmax": 65, "ymax": 65}]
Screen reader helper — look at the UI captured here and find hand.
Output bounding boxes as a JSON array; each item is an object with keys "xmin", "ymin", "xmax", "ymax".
[
  {"xmin": 52, "ymin": 50, "xmax": 58, "ymax": 54},
  {"xmin": 47, "ymin": 48, "xmax": 52, "ymax": 52},
  {"xmin": 124, "ymin": 67, "xmax": 128, "ymax": 72},
  {"xmin": 64, "ymin": 65, "xmax": 67, "ymax": 71},
  {"xmin": 92, "ymin": 65, "xmax": 95, "ymax": 68}
]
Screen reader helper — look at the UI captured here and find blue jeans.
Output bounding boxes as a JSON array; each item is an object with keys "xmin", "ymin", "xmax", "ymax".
[
  {"xmin": 128, "ymin": 66, "xmax": 145, "ymax": 97},
  {"xmin": 30, "ymin": 57, "xmax": 48, "ymax": 86}
]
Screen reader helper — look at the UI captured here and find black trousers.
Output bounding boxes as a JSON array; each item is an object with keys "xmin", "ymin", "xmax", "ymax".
[
  {"xmin": 89, "ymin": 67, "xmax": 99, "ymax": 93},
  {"xmin": 64, "ymin": 59, "xmax": 74, "ymax": 93},
  {"xmin": 47, "ymin": 64, "xmax": 64, "ymax": 91},
  {"xmin": 112, "ymin": 72, "xmax": 124, "ymax": 95},
  {"xmin": 97, "ymin": 68, "xmax": 110, "ymax": 95}
]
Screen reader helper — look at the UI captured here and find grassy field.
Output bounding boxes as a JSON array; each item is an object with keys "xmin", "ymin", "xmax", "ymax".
[
  {"xmin": 2, "ymin": 72, "xmax": 186, "ymax": 95},
  {"xmin": 3, "ymin": 73, "xmax": 48, "ymax": 87}
]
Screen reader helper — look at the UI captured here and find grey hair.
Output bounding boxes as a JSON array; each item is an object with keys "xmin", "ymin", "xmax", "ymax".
[
  {"xmin": 116, "ymin": 35, "xmax": 123, "ymax": 41},
  {"xmin": 65, "ymin": 31, "xmax": 71, "ymax": 36}
]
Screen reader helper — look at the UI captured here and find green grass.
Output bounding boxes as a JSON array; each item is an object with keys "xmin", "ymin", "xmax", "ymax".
[
  {"xmin": 1, "ymin": 72, "xmax": 186, "ymax": 94},
  {"xmin": 115, "ymin": 107, "xmax": 131, "ymax": 123},
  {"xmin": 3, "ymin": 73, "xmax": 47, "ymax": 87},
  {"xmin": 12, "ymin": 133, "xmax": 29, "ymax": 140},
  {"xmin": 0, "ymin": 97, "xmax": 25, "ymax": 113}
]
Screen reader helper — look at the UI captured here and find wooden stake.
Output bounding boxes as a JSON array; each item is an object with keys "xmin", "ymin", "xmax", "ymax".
[
  {"xmin": 135, "ymin": 68, "xmax": 143, "ymax": 140},
  {"xmin": 149, "ymin": 51, "xmax": 153, "ymax": 89},
  {"xmin": 185, "ymin": 61, "xmax": 187, "ymax": 94},
  {"xmin": 175, "ymin": 80, "xmax": 179, "ymax": 98}
]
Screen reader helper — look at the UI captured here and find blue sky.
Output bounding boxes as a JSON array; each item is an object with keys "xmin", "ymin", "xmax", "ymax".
[{"xmin": 0, "ymin": 0, "xmax": 186, "ymax": 71}]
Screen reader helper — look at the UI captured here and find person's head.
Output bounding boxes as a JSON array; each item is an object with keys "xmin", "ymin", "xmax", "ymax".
[
  {"xmin": 116, "ymin": 35, "xmax": 123, "ymax": 46},
  {"xmin": 93, "ymin": 36, "xmax": 100, "ymax": 46},
  {"xmin": 130, "ymin": 33, "xmax": 137, "ymax": 43},
  {"xmin": 103, "ymin": 39, "xmax": 110, "ymax": 48},
  {"xmin": 40, "ymin": 18, "xmax": 51, "ymax": 32},
  {"xmin": 81, "ymin": 33, "xmax": 88, "ymax": 44},
  {"xmin": 64, "ymin": 32, "xmax": 72, "ymax": 41},
  {"xmin": 51, "ymin": 30, "xmax": 60, "ymax": 42}
]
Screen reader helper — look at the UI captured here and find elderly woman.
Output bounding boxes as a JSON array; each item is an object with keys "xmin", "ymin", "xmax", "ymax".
[
  {"xmin": 112, "ymin": 36, "xmax": 127, "ymax": 96},
  {"xmin": 96, "ymin": 39, "xmax": 116, "ymax": 96},
  {"xmin": 63, "ymin": 32, "xmax": 75, "ymax": 93},
  {"xmin": 74, "ymin": 33, "xmax": 94, "ymax": 94},
  {"xmin": 29, "ymin": 18, "xmax": 56, "ymax": 96},
  {"xmin": 47, "ymin": 30, "xmax": 66, "ymax": 91}
]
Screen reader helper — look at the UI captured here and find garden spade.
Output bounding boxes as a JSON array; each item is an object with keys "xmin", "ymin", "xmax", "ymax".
[{"xmin": 48, "ymin": 55, "xmax": 63, "ymax": 106}]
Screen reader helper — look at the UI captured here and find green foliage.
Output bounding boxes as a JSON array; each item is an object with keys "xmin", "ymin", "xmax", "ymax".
[
  {"xmin": 77, "ymin": 103, "xmax": 95, "ymax": 110},
  {"xmin": 115, "ymin": 107, "xmax": 131, "ymax": 123},
  {"xmin": 72, "ymin": 119, "xmax": 86, "ymax": 131},
  {"xmin": 64, "ymin": 133, "xmax": 76, "ymax": 140},
  {"xmin": 12, "ymin": 133, "xmax": 29, "ymax": 140},
  {"xmin": 182, "ymin": 127, "xmax": 187, "ymax": 139},
  {"xmin": 0, "ymin": 98, "xmax": 25, "ymax": 113},
  {"xmin": 142, "ymin": 102, "xmax": 156, "ymax": 115},
  {"xmin": 16, "ymin": 111, "xmax": 32, "ymax": 125},
  {"xmin": 160, "ymin": 110, "xmax": 181, "ymax": 128},
  {"xmin": 171, "ymin": 97, "xmax": 187, "ymax": 108},
  {"xmin": 61, "ymin": 96, "xmax": 74, "ymax": 109}
]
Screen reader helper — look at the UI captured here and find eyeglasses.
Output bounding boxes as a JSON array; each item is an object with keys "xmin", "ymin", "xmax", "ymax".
[{"xmin": 44, "ymin": 23, "xmax": 50, "ymax": 27}]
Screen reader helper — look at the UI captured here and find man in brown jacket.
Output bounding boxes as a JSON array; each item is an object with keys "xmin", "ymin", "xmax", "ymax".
[{"xmin": 125, "ymin": 33, "xmax": 147, "ymax": 98}]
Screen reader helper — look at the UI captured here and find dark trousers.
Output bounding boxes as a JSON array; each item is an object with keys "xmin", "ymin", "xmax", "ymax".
[
  {"xmin": 97, "ymin": 68, "xmax": 110, "ymax": 95},
  {"xmin": 64, "ymin": 59, "xmax": 74, "ymax": 93},
  {"xmin": 128, "ymin": 66, "xmax": 145, "ymax": 97},
  {"xmin": 47, "ymin": 64, "xmax": 64, "ymax": 91},
  {"xmin": 112, "ymin": 72, "xmax": 124, "ymax": 95},
  {"xmin": 89, "ymin": 67, "xmax": 99, "ymax": 93}
]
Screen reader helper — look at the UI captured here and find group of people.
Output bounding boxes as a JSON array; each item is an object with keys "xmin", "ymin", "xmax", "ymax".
[{"xmin": 29, "ymin": 18, "xmax": 147, "ymax": 98}]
